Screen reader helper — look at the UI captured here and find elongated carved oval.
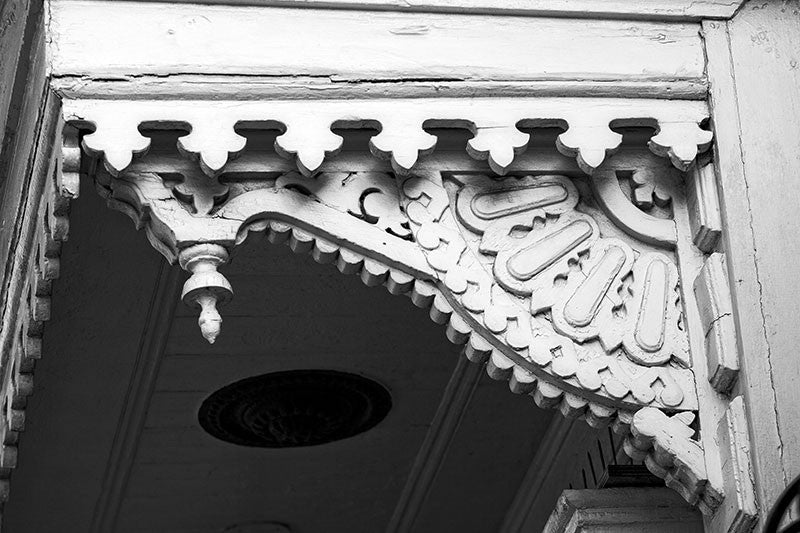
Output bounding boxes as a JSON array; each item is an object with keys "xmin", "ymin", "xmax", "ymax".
[
  {"xmin": 634, "ymin": 257, "xmax": 670, "ymax": 352},
  {"xmin": 456, "ymin": 176, "xmax": 575, "ymax": 236},
  {"xmin": 623, "ymin": 253, "xmax": 686, "ymax": 367},
  {"xmin": 563, "ymin": 244, "xmax": 628, "ymax": 328},
  {"xmin": 507, "ymin": 220, "xmax": 594, "ymax": 281}
]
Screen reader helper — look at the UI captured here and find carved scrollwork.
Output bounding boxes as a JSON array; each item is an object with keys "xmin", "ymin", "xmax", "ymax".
[
  {"xmin": 402, "ymin": 173, "xmax": 694, "ymax": 412},
  {"xmin": 446, "ymin": 174, "xmax": 689, "ymax": 368},
  {"xmin": 275, "ymin": 172, "xmax": 411, "ymax": 239},
  {"xmin": 64, "ymin": 95, "xmax": 732, "ymax": 515},
  {"xmin": 591, "ymin": 170, "xmax": 678, "ymax": 248},
  {"xmin": 94, "ymin": 154, "xmax": 696, "ymax": 414},
  {"xmin": 624, "ymin": 408, "xmax": 722, "ymax": 514},
  {"xmin": 65, "ymin": 107, "xmax": 737, "ymax": 516}
]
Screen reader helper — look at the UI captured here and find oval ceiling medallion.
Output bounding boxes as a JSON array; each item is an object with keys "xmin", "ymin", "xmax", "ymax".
[{"xmin": 198, "ymin": 370, "xmax": 392, "ymax": 448}]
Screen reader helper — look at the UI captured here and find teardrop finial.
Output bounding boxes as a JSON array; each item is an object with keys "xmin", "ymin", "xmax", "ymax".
[
  {"xmin": 179, "ymin": 244, "xmax": 233, "ymax": 344},
  {"xmin": 196, "ymin": 293, "xmax": 223, "ymax": 344}
]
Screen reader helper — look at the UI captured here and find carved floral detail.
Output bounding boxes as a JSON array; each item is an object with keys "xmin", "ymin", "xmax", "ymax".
[
  {"xmin": 163, "ymin": 171, "xmax": 230, "ymax": 215},
  {"xmin": 81, "ymin": 116, "xmax": 150, "ymax": 176},
  {"xmin": 465, "ymin": 124, "xmax": 530, "ymax": 175},
  {"xmin": 556, "ymin": 120, "xmax": 623, "ymax": 175},
  {"xmin": 176, "ymin": 117, "xmax": 247, "ymax": 177},
  {"xmin": 368, "ymin": 117, "xmax": 437, "ymax": 175},
  {"xmin": 274, "ymin": 118, "xmax": 344, "ymax": 177},
  {"xmin": 627, "ymin": 168, "xmax": 673, "ymax": 210},
  {"xmin": 649, "ymin": 122, "xmax": 713, "ymax": 172}
]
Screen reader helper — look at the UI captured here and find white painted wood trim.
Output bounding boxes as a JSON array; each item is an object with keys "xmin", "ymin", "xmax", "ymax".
[
  {"xmin": 702, "ymin": 17, "xmax": 790, "ymax": 526},
  {"xmin": 51, "ymin": 77, "xmax": 710, "ymax": 102},
  {"xmin": 48, "ymin": 0, "xmax": 706, "ymax": 97},
  {"xmin": 63, "ymin": 97, "xmax": 712, "ymax": 178},
  {"xmin": 68, "ymin": 0, "xmax": 747, "ymax": 21},
  {"xmin": 544, "ymin": 488, "xmax": 703, "ymax": 532}
]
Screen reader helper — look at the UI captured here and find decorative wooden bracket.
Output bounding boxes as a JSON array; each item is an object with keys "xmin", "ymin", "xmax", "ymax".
[
  {"xmin": 624, "ymin": 408, "xmax": 722, "ymax": 513},
  {"xmin": 65, "ymin": 97, "xmax": 714, "ymax": 414},
  {"xmin": 55, "ymin": 95, "xmax": 752, "ymax": 522}
]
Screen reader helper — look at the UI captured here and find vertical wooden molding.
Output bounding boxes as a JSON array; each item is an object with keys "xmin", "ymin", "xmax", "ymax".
[
  {"xmin": 89, "ymin": 262, "xmax": 182, "ymax": 533},
  {"xmin": 703, "ymin": 18, "xmax": 785, "ymax": 515},
  {"xmin": 385, "ymin": 355, "xmax": 482, "ymax": 533},
  {"xmin": 711, "ymin": 396, "xmax": 758, "ymax": 532},
  {"xmin": 687, "ymin": 159, "xmax": 723, "ymax": 252},
  {"xmin": 694, "ymin": 253, "xmax": 739, "ymax": 394},
  {"xmin": 0, "ymin": 0, "xmax": 32, "ymax": 166}
]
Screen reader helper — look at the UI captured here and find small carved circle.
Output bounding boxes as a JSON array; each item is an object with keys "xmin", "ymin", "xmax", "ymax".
[{"xmin": 198, "ymin": 370, "xmax": 392, "ymax": 447}]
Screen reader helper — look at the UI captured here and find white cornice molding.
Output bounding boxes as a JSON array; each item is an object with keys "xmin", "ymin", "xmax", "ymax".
[
  {"xmin": 47, "ymin": 0, "xmax": 708, "ymax": 101},
  {"xmin": 55, "ymin": 0, "xmax": 747, "ymax": 20}
]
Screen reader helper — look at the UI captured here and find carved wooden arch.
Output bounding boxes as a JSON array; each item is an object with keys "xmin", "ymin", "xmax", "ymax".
[
  {"xmin": 10, "ymin": 94, "xmax": 751, "ymax": 525},
  {"xmin": 58, "ymin": 96, "xmax": 726, "ymax": 513}
]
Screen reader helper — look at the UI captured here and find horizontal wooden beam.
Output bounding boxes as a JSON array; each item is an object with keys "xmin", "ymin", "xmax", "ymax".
[
  {"xmin": 60, "ymin": 0, "xmax": 746, "ymax": 21},
  {"xmin": 48, "ymin": 1, "xmax": 706, "ymax": 99}
]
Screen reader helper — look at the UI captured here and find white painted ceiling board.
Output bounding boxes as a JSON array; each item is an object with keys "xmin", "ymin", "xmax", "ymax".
[
  {"xmin": 117, "ymin": 240, "xmax": 463, "ymax": 532},
  {"xmin": 2, "ymin": 183, "xmax": 167, "ymax": 532},
  {"xmin": 4, "ymin": 133, "xmax": 577, "ymax": 532},
  {"xmin": 413, "ymin": 380, "xmax": 553, "ymax": 532}
]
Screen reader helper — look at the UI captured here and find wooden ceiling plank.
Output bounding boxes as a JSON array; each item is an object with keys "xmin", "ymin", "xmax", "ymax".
[
  {"xmin": 385, "ymin": 356, "xmax": 483, "ymax": 533},
  {"xmin": 499, "ymin": 416, "xmax": 599, "ymax": 533},
  {"xmin": 89, "ymin": 263, "xmax": 183, "ymax": 533}
]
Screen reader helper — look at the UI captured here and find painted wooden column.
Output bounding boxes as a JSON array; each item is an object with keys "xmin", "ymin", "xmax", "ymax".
[{"xmin": 704, "ymin": 1, "xmax": 800, "ymax": 524}]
